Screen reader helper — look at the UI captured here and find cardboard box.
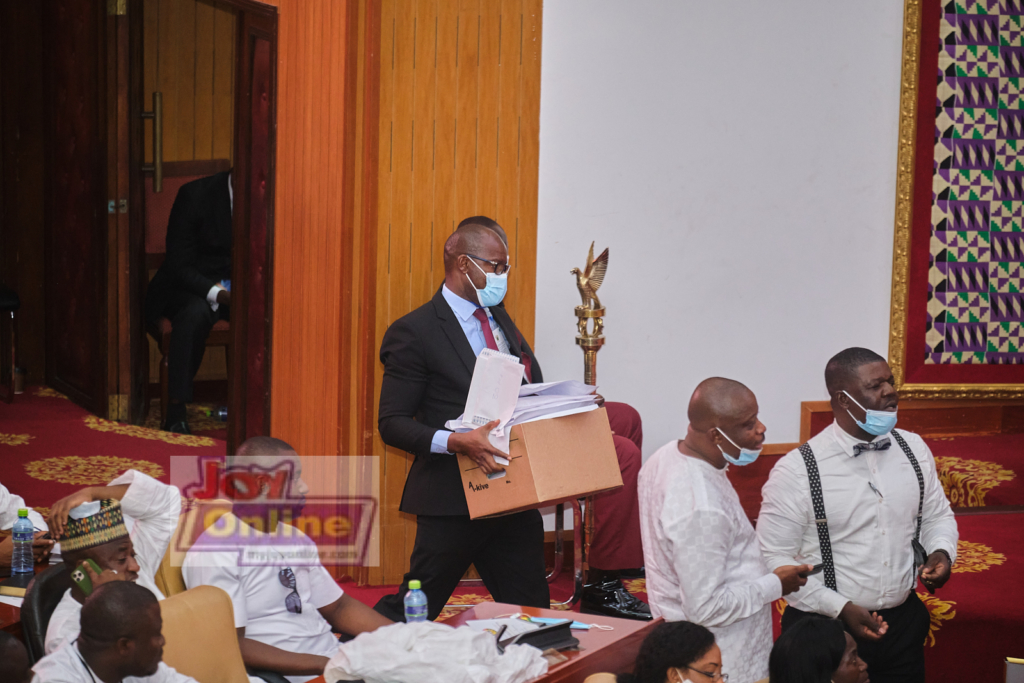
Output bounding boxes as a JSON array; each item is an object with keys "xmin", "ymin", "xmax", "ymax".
[{"xmin": 457, "ymin": 407, "xmax": 623, "ymax": 519}]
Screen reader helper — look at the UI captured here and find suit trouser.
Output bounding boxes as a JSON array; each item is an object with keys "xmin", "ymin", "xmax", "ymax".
[
  {"xmin": 146, "ymin": 289, "xmax": 229, "ymax": 404},
  {"xmin": 781, "ymin": 591, "xmax": 930, "ymax": 683},
  {"xmin": 588, "ymin": 402, "xmax": 644, "ymax": 570},
  {"xmin": 373, "ymin": 510, "xmax": 550, "ymax": 622}
]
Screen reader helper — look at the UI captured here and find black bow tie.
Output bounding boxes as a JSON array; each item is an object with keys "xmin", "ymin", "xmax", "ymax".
[{"xmin": 853, "ymin": 438, "xmax": 891, "ymax": 456}]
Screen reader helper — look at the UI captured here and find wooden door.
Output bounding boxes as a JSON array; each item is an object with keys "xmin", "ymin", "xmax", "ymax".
[
  {"xmin": 43, "ymin": 0, "xmax": 146, "ymax": 421},
  {"xmin": 44, "ymin": 0, "xmax": 110, "ymax": 415},
  {"xmin": 228, "ymin": 4, "xmax": 278, "ymax": 453}
]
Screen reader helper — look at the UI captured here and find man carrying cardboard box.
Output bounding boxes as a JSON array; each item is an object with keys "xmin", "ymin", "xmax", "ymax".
[{"xmin": 373, "ymin": 219, "xmax": 650, "ymax": 622}]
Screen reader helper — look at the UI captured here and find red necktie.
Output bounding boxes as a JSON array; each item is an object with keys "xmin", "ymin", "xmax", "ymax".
[{"xmin": 472, "ymin": 308, "xmax": 499, "ymax": 351}]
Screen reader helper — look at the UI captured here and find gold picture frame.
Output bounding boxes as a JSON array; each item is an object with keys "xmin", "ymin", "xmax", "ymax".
[{"xmin": 888, "ymin": 0, "xmax": 1024, "ymax": 400}]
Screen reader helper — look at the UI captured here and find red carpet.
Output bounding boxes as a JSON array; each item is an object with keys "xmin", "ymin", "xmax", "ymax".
[
  {"xmin": 926, "ymin": 434, "xmax": 1023, "ymax": 508},
  {"xmin": 0, "ymin": 386, "xmax": 226, "ymax": 518}
]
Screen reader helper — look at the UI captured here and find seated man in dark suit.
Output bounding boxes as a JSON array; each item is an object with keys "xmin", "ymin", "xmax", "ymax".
[
  {"xmin": 373, "ymin": 218, "xmax": 649, "ymax": 622},
  {"xmin": 144, "ymin": 171, "xmax": 232, "ymax": 433}
]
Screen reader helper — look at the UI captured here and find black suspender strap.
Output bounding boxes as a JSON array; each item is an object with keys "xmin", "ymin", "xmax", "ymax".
[
  {"xmin": 798, "ymin": 443, "xmax": 837, "ymax": 592},
  {"xmin": 891, "ymin": 430, "xmax": 925, "ymax": 543}
]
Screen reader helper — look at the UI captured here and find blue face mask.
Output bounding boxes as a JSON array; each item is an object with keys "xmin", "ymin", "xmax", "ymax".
[
  {"xmin": 842, "ymin": 390, "xmax": 897, "ymax": 436},
  {"xmin": 715, "ymin": 427, "xmax": 761, "ymax": 466},
  {"xmin": 466, "ymin": 258, "xmax": 508, "ymax": 308}
]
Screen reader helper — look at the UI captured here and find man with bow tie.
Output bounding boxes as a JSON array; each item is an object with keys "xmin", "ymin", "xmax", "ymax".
[{"xmin": 756, "ymin": 347, "xmax": 958, "ymax": 683}]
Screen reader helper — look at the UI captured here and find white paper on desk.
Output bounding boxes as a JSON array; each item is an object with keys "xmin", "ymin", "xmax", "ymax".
[
  {"xmin": 0, "ymin": 595, "xmax": 23, "ymax": 608},
  {"xmin": 462, "ymin": 348, "xmax": 524, "ymax": 438}
]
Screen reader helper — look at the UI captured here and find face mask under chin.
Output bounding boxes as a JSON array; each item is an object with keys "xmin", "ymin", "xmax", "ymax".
[
  {"xmin": 841, "ymin": 390, "xmax": 898, "ymax": 436},
  {"xmin": 715, "ymin": 427, "xmax": 762, "ymax": 466}
]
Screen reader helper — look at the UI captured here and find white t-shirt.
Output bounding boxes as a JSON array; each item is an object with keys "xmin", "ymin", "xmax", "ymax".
[
  {"xmin": 639, "ymin": 441, "xmax": 781, "ymax": 683},
  {"xmin": 32, "ymin": 642, "xmax": 197, "ymax": 683},
  {"xmin": 182, "ymin": 514, "xmax": 344, "ymax": 683},
  {"xmin": 45, "ymin": 470, "xmax": 181, "ymax": 654}
]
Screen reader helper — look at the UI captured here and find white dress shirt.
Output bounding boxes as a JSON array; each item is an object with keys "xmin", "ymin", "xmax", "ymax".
[
  {"xmin": 182, "ymin": 514, "xmax": 344, "ymax": 683},
  {"xmin": 0, "ymin": 481, "xmax": 47, "ymax": 531},
  {"xmin": 45, "ymin": 470, "xmax": 182, "ymax": 654},
  {"xmin": 429, "ymin": 284, "xmax": 512, "ymax": 454},
  {"xmin": 206, "ymin": 171, "xmax": 233, "ymax": 312},
  {"xmin": 32, "ymin": 642, "xmax": 198, "ymax": 683},
  {"xmin": 639, "ymin": 441, "xmax": 780, "ymax": 683},
  {"xmin": 757, "ymin": 422, "xmax": 958, "ymax": 617}
]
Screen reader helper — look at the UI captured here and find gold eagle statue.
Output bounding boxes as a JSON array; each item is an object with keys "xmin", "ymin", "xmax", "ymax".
[{"xmin": 570, "ymin": 242, "xmax": 609, "ymax": 311}]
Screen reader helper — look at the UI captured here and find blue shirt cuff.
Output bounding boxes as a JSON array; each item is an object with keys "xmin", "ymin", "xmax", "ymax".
[{"xmin": 430, "ymin": 430, "xmax": 452, "ymax": 454}]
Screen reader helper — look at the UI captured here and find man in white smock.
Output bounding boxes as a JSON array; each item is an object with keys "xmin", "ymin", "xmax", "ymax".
[{"xmin": 639, "ymin": 378, "xmax": 812, "ymax": 683}]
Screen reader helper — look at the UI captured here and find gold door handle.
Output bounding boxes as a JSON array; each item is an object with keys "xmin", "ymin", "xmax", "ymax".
[{"xmin": 141, "ymin": 92, "xmax": 163, "ymax": 192}]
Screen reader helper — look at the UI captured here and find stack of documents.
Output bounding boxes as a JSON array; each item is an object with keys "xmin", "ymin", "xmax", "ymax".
[{"xmin": 447, "ymin": 379, "xmax": 599, "ymax": 455}]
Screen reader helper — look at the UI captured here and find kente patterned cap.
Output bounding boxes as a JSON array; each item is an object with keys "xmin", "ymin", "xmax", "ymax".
[{"xmin": 61, "ymin": 499, "xmax": 129, "ymax": 553}]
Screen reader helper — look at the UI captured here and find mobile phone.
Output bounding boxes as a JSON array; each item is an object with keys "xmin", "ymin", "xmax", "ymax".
[
  {"xmin": 806, "ymin": 563, "xmax": 824, "ymax": 576},
  {"xmin": 70, "ymin": 559, "xmax": 102, "ymax": 596}
]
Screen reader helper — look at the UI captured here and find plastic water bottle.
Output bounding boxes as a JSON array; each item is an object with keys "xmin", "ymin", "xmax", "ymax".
[
  {"xmin": 12, "ymin": 509, "xmax": 34, "ymax": 575},
  {"xmin": 404, "ymin": 579, "xmax": 428, "ymax": 622}
]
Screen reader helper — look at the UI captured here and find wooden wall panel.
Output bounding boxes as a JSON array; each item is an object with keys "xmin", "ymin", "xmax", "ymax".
[
  {"xmin": 371, "ymin": 0, "xmax": 542, "ymax": 584},
  {"xmin": 259, "ymin": 0, "xmax": 540, "ymax": 584},
  {"xmin": 143, "ymin": 0, "xmax": 236, "ymax": 163}
]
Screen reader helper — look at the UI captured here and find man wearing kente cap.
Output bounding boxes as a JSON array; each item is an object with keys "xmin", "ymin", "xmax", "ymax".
[
  {"xmin": 757, "ymin": 348, "xmax": 958, "ymax": 683},
  {"xmin": 639, "ymin": 378, "xmax": 812, "ymax": 683},
  {"xmin": 44, "ymin": 470, "xmax": 181, "ymax": 654}
]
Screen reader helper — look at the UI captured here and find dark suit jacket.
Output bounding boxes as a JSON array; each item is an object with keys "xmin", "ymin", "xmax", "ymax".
[
  {"xmin": 378, "ymin": 286, "xmax": 543, "ymax": 516},
  {"xmin": 146, "ymin": 171, "xmax": 232, "ymax": 319}
]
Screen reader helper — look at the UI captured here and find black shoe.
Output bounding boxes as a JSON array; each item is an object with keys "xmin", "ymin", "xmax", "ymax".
[
  {"xmin": 163, "ymin": 419, "xmax": 192, "ymax": 434},
  {"xmin": 580, "ymin": 578, "xmax": 652, "ymax": 621}
]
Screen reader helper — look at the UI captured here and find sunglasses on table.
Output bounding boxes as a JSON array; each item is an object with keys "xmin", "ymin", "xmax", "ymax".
[{"xmin": 279, "ymin": 567, "xmax": 302, "ymax": 614}]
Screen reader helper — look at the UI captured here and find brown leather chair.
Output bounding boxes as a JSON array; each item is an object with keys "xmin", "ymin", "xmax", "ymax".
[
  {"xmin": 153, "ymin": 503, "xmax": 234, "ymax": 598},
  {"xmin": 160, "ymin": 585, "xmax": 250, "ymax": 683},
  {"xmin": 144, "ymin": 160, "xmax": 232, "ymax": 422}
]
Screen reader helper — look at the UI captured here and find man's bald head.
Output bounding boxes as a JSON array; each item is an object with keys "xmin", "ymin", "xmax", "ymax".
[
  {"xmin": 236, "ymin": 436, "xmax": 295, "ymax": 458},
  {"xmin": 458, "ymin": 215, "xmax": 507, "ymax": 246},
  {"xmin": 443, "ymin": 223, "xmax": 507, "ymax": 273},
  {"xmin": 81, "ymin": 581, "xmax": 159, "ymax": 644},
  {"xmin": 687, "ymin": 378, "xmax": 755, "ymax": 431}
]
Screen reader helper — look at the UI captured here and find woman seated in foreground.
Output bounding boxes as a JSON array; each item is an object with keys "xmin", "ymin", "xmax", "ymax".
[
  {"xmin": 769, "ymin": 617, "xmax": 868, "ymax": 683},
  {"xmin": 617, "ymin": 621, "xmax": 722, "ymax": 683}
]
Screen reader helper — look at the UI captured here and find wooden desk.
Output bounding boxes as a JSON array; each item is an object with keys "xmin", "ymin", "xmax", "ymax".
[
  {"xmin": 311, "ymin": 602, "xmax": 661, "ymax": 683},
  {"xmin": 0, "ymin": 598, "xmax": 22, "ymax": 638}
]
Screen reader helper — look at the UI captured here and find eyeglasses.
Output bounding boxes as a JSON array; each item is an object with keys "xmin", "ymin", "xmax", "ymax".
[
  {"xmin": 278, "ymin": 567, "xmax": 302, "ymax": 614},
  {"xmin": 463, "ymin": 253, "xmax": 511, "ymax": 276},
  {"xmin": 687, "ymin": 667, "xmax": 728, "ymax": 683}
]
